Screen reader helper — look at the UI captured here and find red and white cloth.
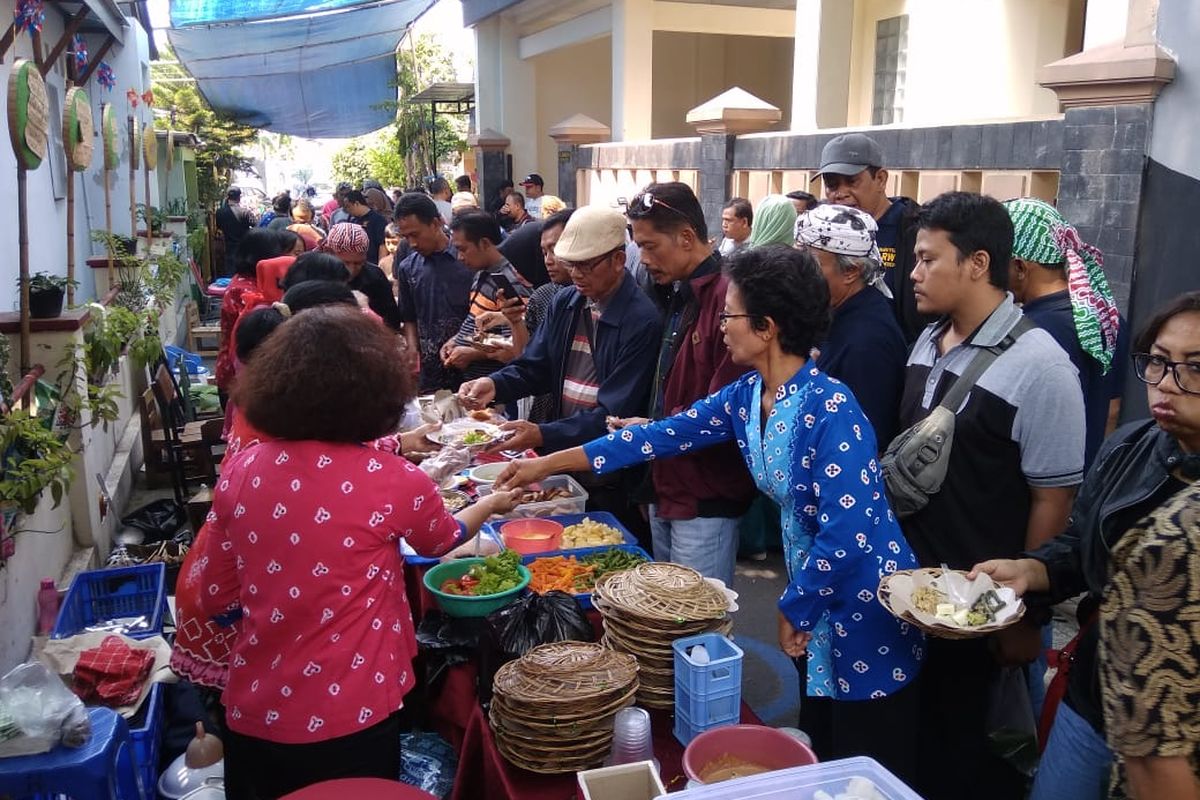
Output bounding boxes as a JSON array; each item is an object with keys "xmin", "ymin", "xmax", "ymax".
[
  {"xmin": 73, "ymin": 635, "xmax": 155, "ymax": 707},
  {"xmin": 196, "ymin": 440, "xmax": 463, "ymax": 744}
]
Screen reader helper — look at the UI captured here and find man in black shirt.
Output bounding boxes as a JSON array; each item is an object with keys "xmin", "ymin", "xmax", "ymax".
[
  {"xmin": 214, "ymin": 187, "xmax": 254, "ymax": 277},
  {"xmin": 817, "ymin": 133, "xmax": 932, "ymax": 342},
  {"xmin": 344, "ymin": 189, "xmax": 388, "ymax": 264}
]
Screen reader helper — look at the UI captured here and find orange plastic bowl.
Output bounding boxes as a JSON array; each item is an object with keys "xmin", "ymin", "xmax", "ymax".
[{"xmin": 500, "ymin": 519, "xmax": 564, "ymax": 555}]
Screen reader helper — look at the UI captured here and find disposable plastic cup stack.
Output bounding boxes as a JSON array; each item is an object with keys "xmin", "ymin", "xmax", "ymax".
[{"xmin": 609, "ymin": 707, "xmax": 657, "ymax": 770}]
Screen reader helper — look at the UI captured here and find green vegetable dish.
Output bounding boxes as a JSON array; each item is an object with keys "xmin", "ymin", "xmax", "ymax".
[
  {"xmin": 439, "ymin": 550, "xmax": 523, "ymax": 596},
  {"xmin": 461, "ymin": 429, "xmax": 493, "ymax": 446},
  {"xmin": 580, "ymin": 548, "xmax": 648, "ymax": 580}
]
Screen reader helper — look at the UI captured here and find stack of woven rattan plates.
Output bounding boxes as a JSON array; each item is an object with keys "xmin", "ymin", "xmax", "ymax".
[
  {"xmin": 592, "ymin": 562, "xmax": 732, "ymax": 709},
  {"xmin": 489, "ymin": 641, "xmax": 639, "ymax": 774}
]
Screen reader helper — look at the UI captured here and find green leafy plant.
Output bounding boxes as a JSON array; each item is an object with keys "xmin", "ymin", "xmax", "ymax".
[
  {"xmin": 23, "ymin": 272, "xmax": 76, "ymax": 293},
  {"xmin": 166, "ymin": 197, "xmax": 188, "ymax": 216},
  {"xmin": 136, "ymin": 203, "xmax": 167, "ymax": 233},
  {"xmin": 0, "ymin": 409, "xmax": 74, "ymax": 514},
  {"xmin": 82, "ymin": 303, "xmax": 141, "ymax": 384}
]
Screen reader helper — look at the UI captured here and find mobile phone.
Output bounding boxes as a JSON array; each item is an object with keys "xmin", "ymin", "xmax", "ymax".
[{"xmin": 489, "ymin": 273, "xmax": 522, "ymax": 305}]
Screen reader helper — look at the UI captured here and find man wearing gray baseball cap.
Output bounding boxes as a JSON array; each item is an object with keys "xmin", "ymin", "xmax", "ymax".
[{"xmin": 817, "ymin": 133, "xmax": 932, "ymax": 342}]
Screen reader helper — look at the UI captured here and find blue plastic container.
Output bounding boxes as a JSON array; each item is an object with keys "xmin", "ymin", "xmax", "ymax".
[
  {"xmin": 673, "ymin": 703, "xmax": 739, "ymax": 746},
  {"xmin": 52, "ymin": 563, "xmax": 167, "ymax": 641},
  {"xmin": 484, "ymin": 511, "xmax": 637, "ymax": 548},
  {"xmin": 673, "ymin": 632, "xmax": 744, "ymax": 697},
  {"xmin": 400, "ymin": 528, "xmax": 502, "ymax": 566},
  {"xmin": 519, "ymin": 544, "xmax": 652, "ymax": 610},
  {"xmin": 0, "ymin": 707, "xmax": 142, "ymax": 800},
  {"xmin": 129, "ymin": 682, "xmax": 165, "ymax": 794},
  {"xmin": 675, "ymin": 684, "xmax": 740, "ymax": 725}
]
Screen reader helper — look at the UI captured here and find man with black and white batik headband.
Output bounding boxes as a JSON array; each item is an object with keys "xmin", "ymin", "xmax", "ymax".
[{"xmin": 795, "ymin": 204, "xmax": 908, "ymax": 446}]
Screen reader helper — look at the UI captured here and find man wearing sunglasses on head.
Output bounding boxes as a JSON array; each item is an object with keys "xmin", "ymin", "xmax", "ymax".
[{"xmin": 614, "ymin": 182, "xmax": 756, "ymax": 587}]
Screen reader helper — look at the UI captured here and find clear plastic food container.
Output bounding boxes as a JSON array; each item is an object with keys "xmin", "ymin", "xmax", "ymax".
[
  {"xmin": 670, "ymin": 757, "xmax": 922, "ymax": 800},
  {"xmin": 478, "ymin": 474, "xmax": 588, "ymax": 519}
]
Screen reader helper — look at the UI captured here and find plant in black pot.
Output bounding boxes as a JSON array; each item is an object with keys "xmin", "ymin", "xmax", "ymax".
[{"xmin": 23, "ymin": 273, "xmax": 76, "ymax": 319}]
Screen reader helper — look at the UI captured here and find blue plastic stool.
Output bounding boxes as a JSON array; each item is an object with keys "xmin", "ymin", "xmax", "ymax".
[{"xmin": 0, "ymin": 706, "xmax": 145, "ymax": 799}]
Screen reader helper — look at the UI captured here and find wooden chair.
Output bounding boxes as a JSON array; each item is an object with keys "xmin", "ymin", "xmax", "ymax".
[
  {"xmin": 144, "ymin": 365, "xmax": 223, "ymax": 504},
  {"xmin": 185, "ymin": 301, "xmax": 221, "ymax": 358}
]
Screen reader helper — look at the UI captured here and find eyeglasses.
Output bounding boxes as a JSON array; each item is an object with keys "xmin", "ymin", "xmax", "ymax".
[
  {"xmin": 718, "ymin": 312, "xmax": 754, "ymax": 327},
  {"xmin": 561, "ymin": 248, "xmax": 619, "ymax": 275},
  {"xmin": 629, "ymin": 192, "xmax": 691, "ymax": 220},
  {"xmin": 1134, "ymin": 353, "xmax": 1200, "ymax": 395}
]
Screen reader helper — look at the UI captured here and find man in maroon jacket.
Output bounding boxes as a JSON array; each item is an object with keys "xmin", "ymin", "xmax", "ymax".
[{"xmin": 622, "ymin": 182, "xmax": 756, "ymax": 586}]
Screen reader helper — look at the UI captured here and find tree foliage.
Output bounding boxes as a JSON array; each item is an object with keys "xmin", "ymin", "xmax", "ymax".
[
  {"xmin": 331, "ymin": 139, "xmax": 372, "ymax": 186},
  {"xmin": 151, "ymin": 45, "xmax": 258, "ymax": 207}
]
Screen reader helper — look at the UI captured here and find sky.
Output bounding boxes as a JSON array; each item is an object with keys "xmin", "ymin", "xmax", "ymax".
[{"xmin": 144, "ymin": 0, "xmax": 476, "ymax": 189}]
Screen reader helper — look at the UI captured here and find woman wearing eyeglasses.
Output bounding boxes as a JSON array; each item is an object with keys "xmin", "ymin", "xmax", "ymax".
[
  {"xmin": 973, "ymin": 291, "xmax": 1200, "ymax": 800},
  {"xmin": 496, "ymin": 245, "xmax": 925, "ymax": 782}
]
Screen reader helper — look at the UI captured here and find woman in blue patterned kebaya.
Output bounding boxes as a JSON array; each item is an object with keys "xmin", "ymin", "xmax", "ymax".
[{"xmin": 497, "ymin": 245, "xmax": 925, "ymax": 781}]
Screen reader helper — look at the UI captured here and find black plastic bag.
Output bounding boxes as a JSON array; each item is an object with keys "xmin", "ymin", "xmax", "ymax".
[
  {"xmin": 120, "ymin": 499, "xmax": 186, "ymax": 543},
  {"xmin": 488, "ymin": 590, "xmax": 593, "ymax": 658}
]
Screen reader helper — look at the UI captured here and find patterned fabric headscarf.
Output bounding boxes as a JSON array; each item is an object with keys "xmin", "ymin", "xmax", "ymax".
[
  {"xmin": 794, "ymin": 203, "xmax": 891, "ymax": 298},
  {"xmin": 747, "ymin": 195, "xmax": 798, "ymax": 248},
  {"xmin": 323, "ymin": 222, "xmax": 369, "ymax": 255},
  {"xmin": 1004, "ymin": 197, "xmax": 1120, "ymax": 372}
]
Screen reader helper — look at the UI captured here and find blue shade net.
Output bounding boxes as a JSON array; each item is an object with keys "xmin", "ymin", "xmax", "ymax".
[{"xmin": 167, "ymin": 0, "xmax": 436, "ymax": 138}]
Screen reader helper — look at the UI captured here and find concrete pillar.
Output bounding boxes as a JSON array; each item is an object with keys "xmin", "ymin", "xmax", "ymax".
[
  {"xmin": 791, "ymin": 0, "xmax": 854, "ymax": 131},
  {"xmin": 473, "ymin": 14, "xmax": 537, "ymax": 182},
  {"xmin": 469, "ymin": 129, "xmax": 513, "ymax": 217},
  {"xmin": 549, "ymin": 115, "xmax": 612, "ymax": 208},
  {"xmin": 686, "ymin": 88, "xmax": 782, "ymax": 235},
  {"xmin": 611, "ymin": 0, "xmax": 653, "ymax": 141}
]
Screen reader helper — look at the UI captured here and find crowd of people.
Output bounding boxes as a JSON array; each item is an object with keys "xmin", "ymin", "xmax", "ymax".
[{"xmin": 186, "ymin": 132, "xmax": 1199, "ymax": 800}]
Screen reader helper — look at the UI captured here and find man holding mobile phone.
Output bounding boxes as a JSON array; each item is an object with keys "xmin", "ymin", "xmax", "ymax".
[{"xmin": 442, "ymin": 211, "xmax": 533, "ymax": 382}]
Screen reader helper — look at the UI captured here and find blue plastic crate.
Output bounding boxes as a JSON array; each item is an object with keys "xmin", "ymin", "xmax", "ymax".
[
  {"xmin": 52, "ymin": 563, "xmax": 167, "ymax": 640},
  {"xmin": 483, "ymin": 511, "xmax": 638, "ymax": 549},
  {"xmin": 129, "ymin": 682, "xmax": 165, "ymax": 795},
  {"xmin": 673, "ymin": 703, "xmax": 739, "ymax": 747},
  {"xmin": 675, "ymin": 683, "xmax": 740, "ymax": 725},
  {"xmin": 519, "ymin": 544, "xmax": 652, "ymax": 610},
  {"xmin": 400, "ymin": 528, "xmax": 502, "ymax": 566},
  {"xmin": 673, "ymin": 632, "xmax": 743, "ymax": 697}
]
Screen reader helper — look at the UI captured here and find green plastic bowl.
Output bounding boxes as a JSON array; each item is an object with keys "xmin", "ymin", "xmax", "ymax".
[{"xmin": 423, "ymin": 558, "xmax": 531, "ymax": 618}]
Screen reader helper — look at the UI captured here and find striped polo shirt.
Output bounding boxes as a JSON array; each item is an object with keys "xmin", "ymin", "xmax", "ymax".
[{"xmin": 561, "ymin": 306, "xmax": 601, "ymax": 417}]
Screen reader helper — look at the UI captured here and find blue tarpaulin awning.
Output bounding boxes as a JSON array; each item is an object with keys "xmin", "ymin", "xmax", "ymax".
[{"xmin": 167, "ymin": 0, "xmax": 436, "ymax": 138}]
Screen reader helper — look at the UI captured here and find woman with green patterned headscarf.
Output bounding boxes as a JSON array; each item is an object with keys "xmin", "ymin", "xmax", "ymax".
[
  {"xmin": 747, "ymin": 195, "xmax": 798, "ymax": 248},
  {"xmin": 1003, "ymin": 196, "xmax": 1123, "ymax": 469}
]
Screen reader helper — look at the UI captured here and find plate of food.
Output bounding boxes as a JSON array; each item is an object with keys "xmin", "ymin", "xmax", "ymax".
[
  {"xmin": 471, "ymin": 331, "xmax": 513, "ymax": 350},
  {"xmin": 877, "ymin": 567, "xmax": 1024, "ymax": 638},
  {"xmin": 426, "ymin": 420, "xmax": 504, "ymax": 448}
]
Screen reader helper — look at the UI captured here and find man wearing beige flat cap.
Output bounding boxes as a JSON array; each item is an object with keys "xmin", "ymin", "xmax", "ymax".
[{"xmin": 459, "ymin": 206, "xmax": 662, "ymax": 524}]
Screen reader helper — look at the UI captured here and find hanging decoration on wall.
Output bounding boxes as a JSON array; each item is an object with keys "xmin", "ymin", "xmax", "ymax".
[
  {"xmin": 96, "ymin": 62, "xmax": 115, "ymax": 92},
  {"xmin": 125, "ymin": 88, "xmax": 139, "ymax": 109},
  {"xmin": 141, "ymin": 89, "xmax": 153, "ymax": 108},
  {"xmin": 12, "ymin": 0, "xmax": 44, "ymax": 37},
  {"xmin": 101, "ymin": 102, "xmax": 118, "ymax": 170},
  {"xmin": 69, "ymin": 34, "xmax": 87, "ymax": 72},
  {"xmin": 62, "ymin": 86, "xmax": 93, "ymax": 171},
  {"xmin": 7, "ymin": 58, "xmax": 48, "ymax": 170},
  {"xmin": 142, "ymin": 122, "xmax": 156, "ymax": 170}
]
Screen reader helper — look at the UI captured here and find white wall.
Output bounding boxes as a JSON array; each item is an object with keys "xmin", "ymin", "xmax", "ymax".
[
  {"xmin": 1148, "ymin": 0, "xmax": 1200, "ymax": 179},
  {"xmin": 846, "ymin": 0, "xmax": 1079, "ymax": 127},
  {"xmin": 531, "ymin": 36, "xmax": 612, "ymax": 196},
  {"xmin": 651, "ymin": 31, "xmax": 793, "ymax": 138},
  {"xmin": 0, "ymin": 21, "xmax": 157, "ymax": 314}
]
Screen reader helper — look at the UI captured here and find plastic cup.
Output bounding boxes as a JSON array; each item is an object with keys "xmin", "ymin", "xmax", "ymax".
[{"xmin": 609, "ymin": 707, "xmax": 655, "ymax": 766}]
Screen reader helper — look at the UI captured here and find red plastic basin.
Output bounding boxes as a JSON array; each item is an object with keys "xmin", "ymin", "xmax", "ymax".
[
  {"xmin": 500, "ymin": 518, "xmax": 564, "ymax": 555},
  {"xmin": 682, "ymin": 724, "xmax": 818, "ymax": 784}
]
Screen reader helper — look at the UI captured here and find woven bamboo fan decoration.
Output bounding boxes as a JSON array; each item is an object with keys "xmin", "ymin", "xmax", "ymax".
[
  {"xmin": 489, "ymin": 642, "xmax": 639, "ymax": 774},
  {"xmin": 63, "ymin": 87, "xmax": 93, "ymax": 171},
  {"xmin": 592, "ymin": 563, "xmax": 732, "ymax": 709},
  {"xmin": 101, "ymin": 104, "xmax": 119, "ymax": 170},
  {"xmin": 142, "ymin": 123, "xmax": 157, "ymax": 170},
  {"xmin": 8, "ymin": 59, "xmax": 48, "ymax": 170}
]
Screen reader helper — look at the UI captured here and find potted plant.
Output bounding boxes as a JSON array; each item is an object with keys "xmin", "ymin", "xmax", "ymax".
[{"xmin": 23, "ymin": 273, "xmax": 75, "ymax": 319}]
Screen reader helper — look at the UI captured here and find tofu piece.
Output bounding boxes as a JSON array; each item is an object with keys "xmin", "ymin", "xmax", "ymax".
[
  {"xmin": 935, "ymin": 603, "xmax": 957, "ymax": 618},
  {"xmin": 951, "ymin": 608, "xmax": 972, "ymax": 627}
]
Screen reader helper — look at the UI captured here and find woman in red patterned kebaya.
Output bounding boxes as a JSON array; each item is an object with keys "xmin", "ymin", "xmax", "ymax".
[{"xmin": 196, "ymin": 306, "xmax": 518, "ymax": 799}]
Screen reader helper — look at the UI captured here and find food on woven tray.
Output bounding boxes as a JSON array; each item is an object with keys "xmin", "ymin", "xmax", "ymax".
[
  {"xmin": 911, "ymin": 584, "xmax": 1008, "ymax": 627},
  {"xmin": 527, "ymin": 548, "xmax": 648, "ymax": 594},
  {"xmin": 438, "ymin": 550, "xmax": 523, "ymax": 596},
  {"xmin": 562, "ymin": 518, "xmax": 625, "ymax": 548}
]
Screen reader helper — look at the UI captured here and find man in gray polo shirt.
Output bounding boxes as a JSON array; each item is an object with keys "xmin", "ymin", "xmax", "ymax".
[{"xmin": 896, "ymin": 192, "xmax": 1085, "ymax": 800}]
